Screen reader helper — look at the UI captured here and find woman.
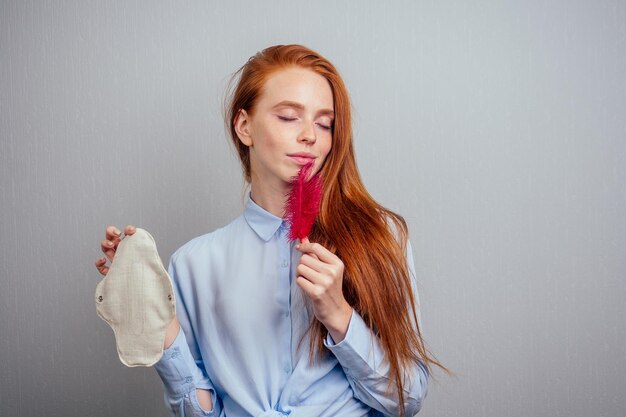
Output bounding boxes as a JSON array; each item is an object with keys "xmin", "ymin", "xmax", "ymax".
[{"xmin": 95, "ymin": 44, "xmax": 448, "ymax": 417}]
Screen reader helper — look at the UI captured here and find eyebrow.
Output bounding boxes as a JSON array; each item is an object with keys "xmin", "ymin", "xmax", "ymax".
[{"xmin": 272, "ymin": 100, "xmax": 335, "ymax": 117}]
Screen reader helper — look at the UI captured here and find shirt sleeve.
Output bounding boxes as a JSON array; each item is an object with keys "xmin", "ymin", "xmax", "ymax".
[
  {"xmin": 153, "ymin": 255, "xmax": 222, "ymax": 417},
  {"xmin": 323, "ymin": 238, "xmax": 429, "ymax": 416}
]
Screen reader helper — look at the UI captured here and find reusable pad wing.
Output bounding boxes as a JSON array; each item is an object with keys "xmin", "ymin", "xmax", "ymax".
[{"xmin": 95, "ymin": 228, "xmax": 176, "ymax": 367}]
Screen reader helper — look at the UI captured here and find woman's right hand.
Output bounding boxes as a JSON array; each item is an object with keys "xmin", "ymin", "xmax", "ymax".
[
  {"xmin": 94, "ymin": 224, "xmax": 180, "ymax": 349},
  {"xmin": 94, "ymin": 225, "xmax": 137, "ymax": 276}
]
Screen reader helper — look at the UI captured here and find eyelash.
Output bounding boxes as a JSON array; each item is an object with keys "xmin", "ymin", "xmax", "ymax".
[{"xmin": 277, "ymin": 116, "xmax": 332, "ymax": 131}]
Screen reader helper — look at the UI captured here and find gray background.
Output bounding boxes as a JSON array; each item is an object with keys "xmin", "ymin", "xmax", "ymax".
[{"xmin": 1, "ymin": 1, "xmax": 624, "ymax": 416}]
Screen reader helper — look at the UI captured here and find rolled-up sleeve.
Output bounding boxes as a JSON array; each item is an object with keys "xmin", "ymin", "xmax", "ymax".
[{"xmin": 153, "ymin": 256, "xmax": 221, "ymax": 417}]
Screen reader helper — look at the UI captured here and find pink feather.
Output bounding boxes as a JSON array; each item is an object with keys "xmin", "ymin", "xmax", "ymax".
[{"xmin": 284, "ymin": 160, "xmax": 323, "ymax": 243}]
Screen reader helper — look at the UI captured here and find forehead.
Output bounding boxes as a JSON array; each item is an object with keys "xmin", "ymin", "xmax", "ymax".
[{"xmin": 258, "ymin": 67, "xmax": 334, "ymax": 111}]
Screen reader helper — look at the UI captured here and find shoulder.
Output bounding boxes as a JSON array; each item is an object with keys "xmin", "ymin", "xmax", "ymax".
[
  {"xmin": 382, "ymin": 211, "xmax": 409, "ymax": 247},
  {"xmin": 170, "ymin": 213, "xmax": 247, "ymax": 266},
  {"xmin": 382, "ymin": 211, "xmax": 415, "ymax": 274}
]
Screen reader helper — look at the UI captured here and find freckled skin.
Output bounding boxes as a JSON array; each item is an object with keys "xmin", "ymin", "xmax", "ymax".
[{"xmin": 234, "ymin": 67, "xmax": 334, "ymax": 217}]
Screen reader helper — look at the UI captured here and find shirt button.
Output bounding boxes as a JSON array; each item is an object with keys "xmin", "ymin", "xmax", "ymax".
[
  {"xmin": 283, "ymin": 365, "xmax": 290, "ymax": 373},
  {"xmin": 281, "ymin": 260, "xmax": 288, "ymax": 268},
  {"xmin": 284, "ymin": 311, "xmax": 289, "ymax": 318}
]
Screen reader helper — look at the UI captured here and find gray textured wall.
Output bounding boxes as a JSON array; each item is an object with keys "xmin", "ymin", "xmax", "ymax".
[{"xmin": 1, "ymin": 1, "xmax": 625, "ymax": 416}]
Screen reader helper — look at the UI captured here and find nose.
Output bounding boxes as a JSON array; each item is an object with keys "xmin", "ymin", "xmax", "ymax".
[{"xmin": 298, "ymin": 120, "xmax": 316, "ymax": 144}]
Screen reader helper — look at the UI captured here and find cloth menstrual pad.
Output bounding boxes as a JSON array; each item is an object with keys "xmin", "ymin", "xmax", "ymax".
[{"xmin": 95, "ymin": 228, "xmax": 176, "ymax": 367}]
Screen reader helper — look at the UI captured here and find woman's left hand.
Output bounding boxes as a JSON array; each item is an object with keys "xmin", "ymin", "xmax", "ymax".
[{"xmin": 296, "ymin": 237, "xmax": 353, "ymax": 342}]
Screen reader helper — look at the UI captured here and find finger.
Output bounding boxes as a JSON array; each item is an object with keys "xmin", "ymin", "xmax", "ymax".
[
  {"xmin": 105, "ymin": 225, "xmax": 122, "ymax": 241},
  {"xmin": 110, "ymin": 235, "xmax": 121, "ymax": 248},
  {"xmin": 124, "ymin": 224, "xmax": 137, "ymax": 236},
  {"xmin": 95, "ymin": 257, "xmax": 109, "ymax": 276},
  {"xmin": 296, "ymin": 263, "xmax": 328, "ymax": 286},
  {"xmin": 296, "ymin": 276, "xmax": 320, "ymax": 299},
  {"xmin": 104, "ymin": 250, "xmax": 115, "ymax": 262},
  {"xmin": 100, "ymin": 239, "xmax": 116, "ymax": 260},
  {"xmin": 302, "ymin": 248, "xmax": 319, "ymax": 261},
  {"xmin": 298, "ymin": 253, "xmax": 326, "ymax": 272},
  {"xmin": 297, "ymin": 240, "xmax": 334, "ymax": 263},
  {"xmin": 300, "ymin": 238, "xmax": 320, "ymax": 260}
]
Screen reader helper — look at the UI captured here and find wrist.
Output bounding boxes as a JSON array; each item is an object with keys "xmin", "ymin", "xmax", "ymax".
[
  {"xmin": 324, "ymin": 303, "xmax": 353, "ymax": 343},
  {"xmin": 163, "ymin": 316, "xmax": 180, "ymax": 349}
]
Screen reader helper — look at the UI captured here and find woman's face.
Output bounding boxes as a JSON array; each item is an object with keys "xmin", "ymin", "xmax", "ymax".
[{"xmin": 235, "ymin": 67, "xmax": 334, "ymax": 189}]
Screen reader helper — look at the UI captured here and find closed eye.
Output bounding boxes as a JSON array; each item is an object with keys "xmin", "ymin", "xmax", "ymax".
[{"xmin": 278, "ymin": 116, "xmax": 332, "ymax": 130}]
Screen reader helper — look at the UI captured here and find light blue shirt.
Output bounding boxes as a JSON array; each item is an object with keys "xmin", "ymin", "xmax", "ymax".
[{"xmin": 154, "ymin": 192, "xmax": 428, "ymax": 417}]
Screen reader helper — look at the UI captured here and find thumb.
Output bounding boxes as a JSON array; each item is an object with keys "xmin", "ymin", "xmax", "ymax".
[{"xmin": 299, "ymin": 236, "xmax": 320, "ymax": 260}]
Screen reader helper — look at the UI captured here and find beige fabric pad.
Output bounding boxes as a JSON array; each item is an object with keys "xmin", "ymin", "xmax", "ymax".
[{"xmin": 95, "ymin": 228, "xmax": 176, "ymax": 367}]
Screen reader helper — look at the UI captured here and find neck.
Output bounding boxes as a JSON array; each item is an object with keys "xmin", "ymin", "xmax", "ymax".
[{"xmin": 249, "ymin": 177, "xmax": 289, "ymax": 218}]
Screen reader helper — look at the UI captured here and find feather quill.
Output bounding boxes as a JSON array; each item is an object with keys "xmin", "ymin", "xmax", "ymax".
[{"xmin": 283, "ymin": 160, "xmax": 323, "ymax": 243}]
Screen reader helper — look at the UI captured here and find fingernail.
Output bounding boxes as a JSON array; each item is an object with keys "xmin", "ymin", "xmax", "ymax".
[
  {"xmin": 296, "ymin": 244, "xmax": 300, "ymax": 250},
  {"xmin": 114, "ymin": 229, "xmax": 120, "ymax": 235}
]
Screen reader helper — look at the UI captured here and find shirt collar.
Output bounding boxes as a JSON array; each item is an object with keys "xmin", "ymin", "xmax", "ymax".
[{"xmin": 244, "ymin": 191, "xmax": 287, "ymax": 242}]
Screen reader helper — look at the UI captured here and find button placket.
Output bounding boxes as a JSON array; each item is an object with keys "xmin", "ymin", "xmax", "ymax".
[{"xmin": 277, "ymin": 222, "xmax": 293, "ymax": 376}]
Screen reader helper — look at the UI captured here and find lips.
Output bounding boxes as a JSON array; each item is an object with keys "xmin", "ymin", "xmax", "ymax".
[
  {"xmin": 289, "ymin": 156, "xmax": 315, "ymax": 165},
  {"xmin": 288, "ymin": 153, "xmax": 316, "ymax": 165}
]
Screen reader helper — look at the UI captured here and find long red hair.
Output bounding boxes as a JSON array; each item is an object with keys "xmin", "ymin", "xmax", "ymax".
[{"xmin": 224, "ymin": 44, "xmax": 450, "ymax": 413}]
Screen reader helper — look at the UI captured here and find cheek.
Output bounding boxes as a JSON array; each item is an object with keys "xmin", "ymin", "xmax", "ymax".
[
  {"xmin": 315, "ymin": 141, "xmax": 333, "ymax": 174},
  {"xmin": 256, "ymin": 123, "xmax": 286, "ymax": 152},
  {"xmin": 321, "ymin": 136, "xmax": 332, "ymax": 160},
  {"xmin": 272, "ymin": 117, "xmax": 296, "ymax": 139}
]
